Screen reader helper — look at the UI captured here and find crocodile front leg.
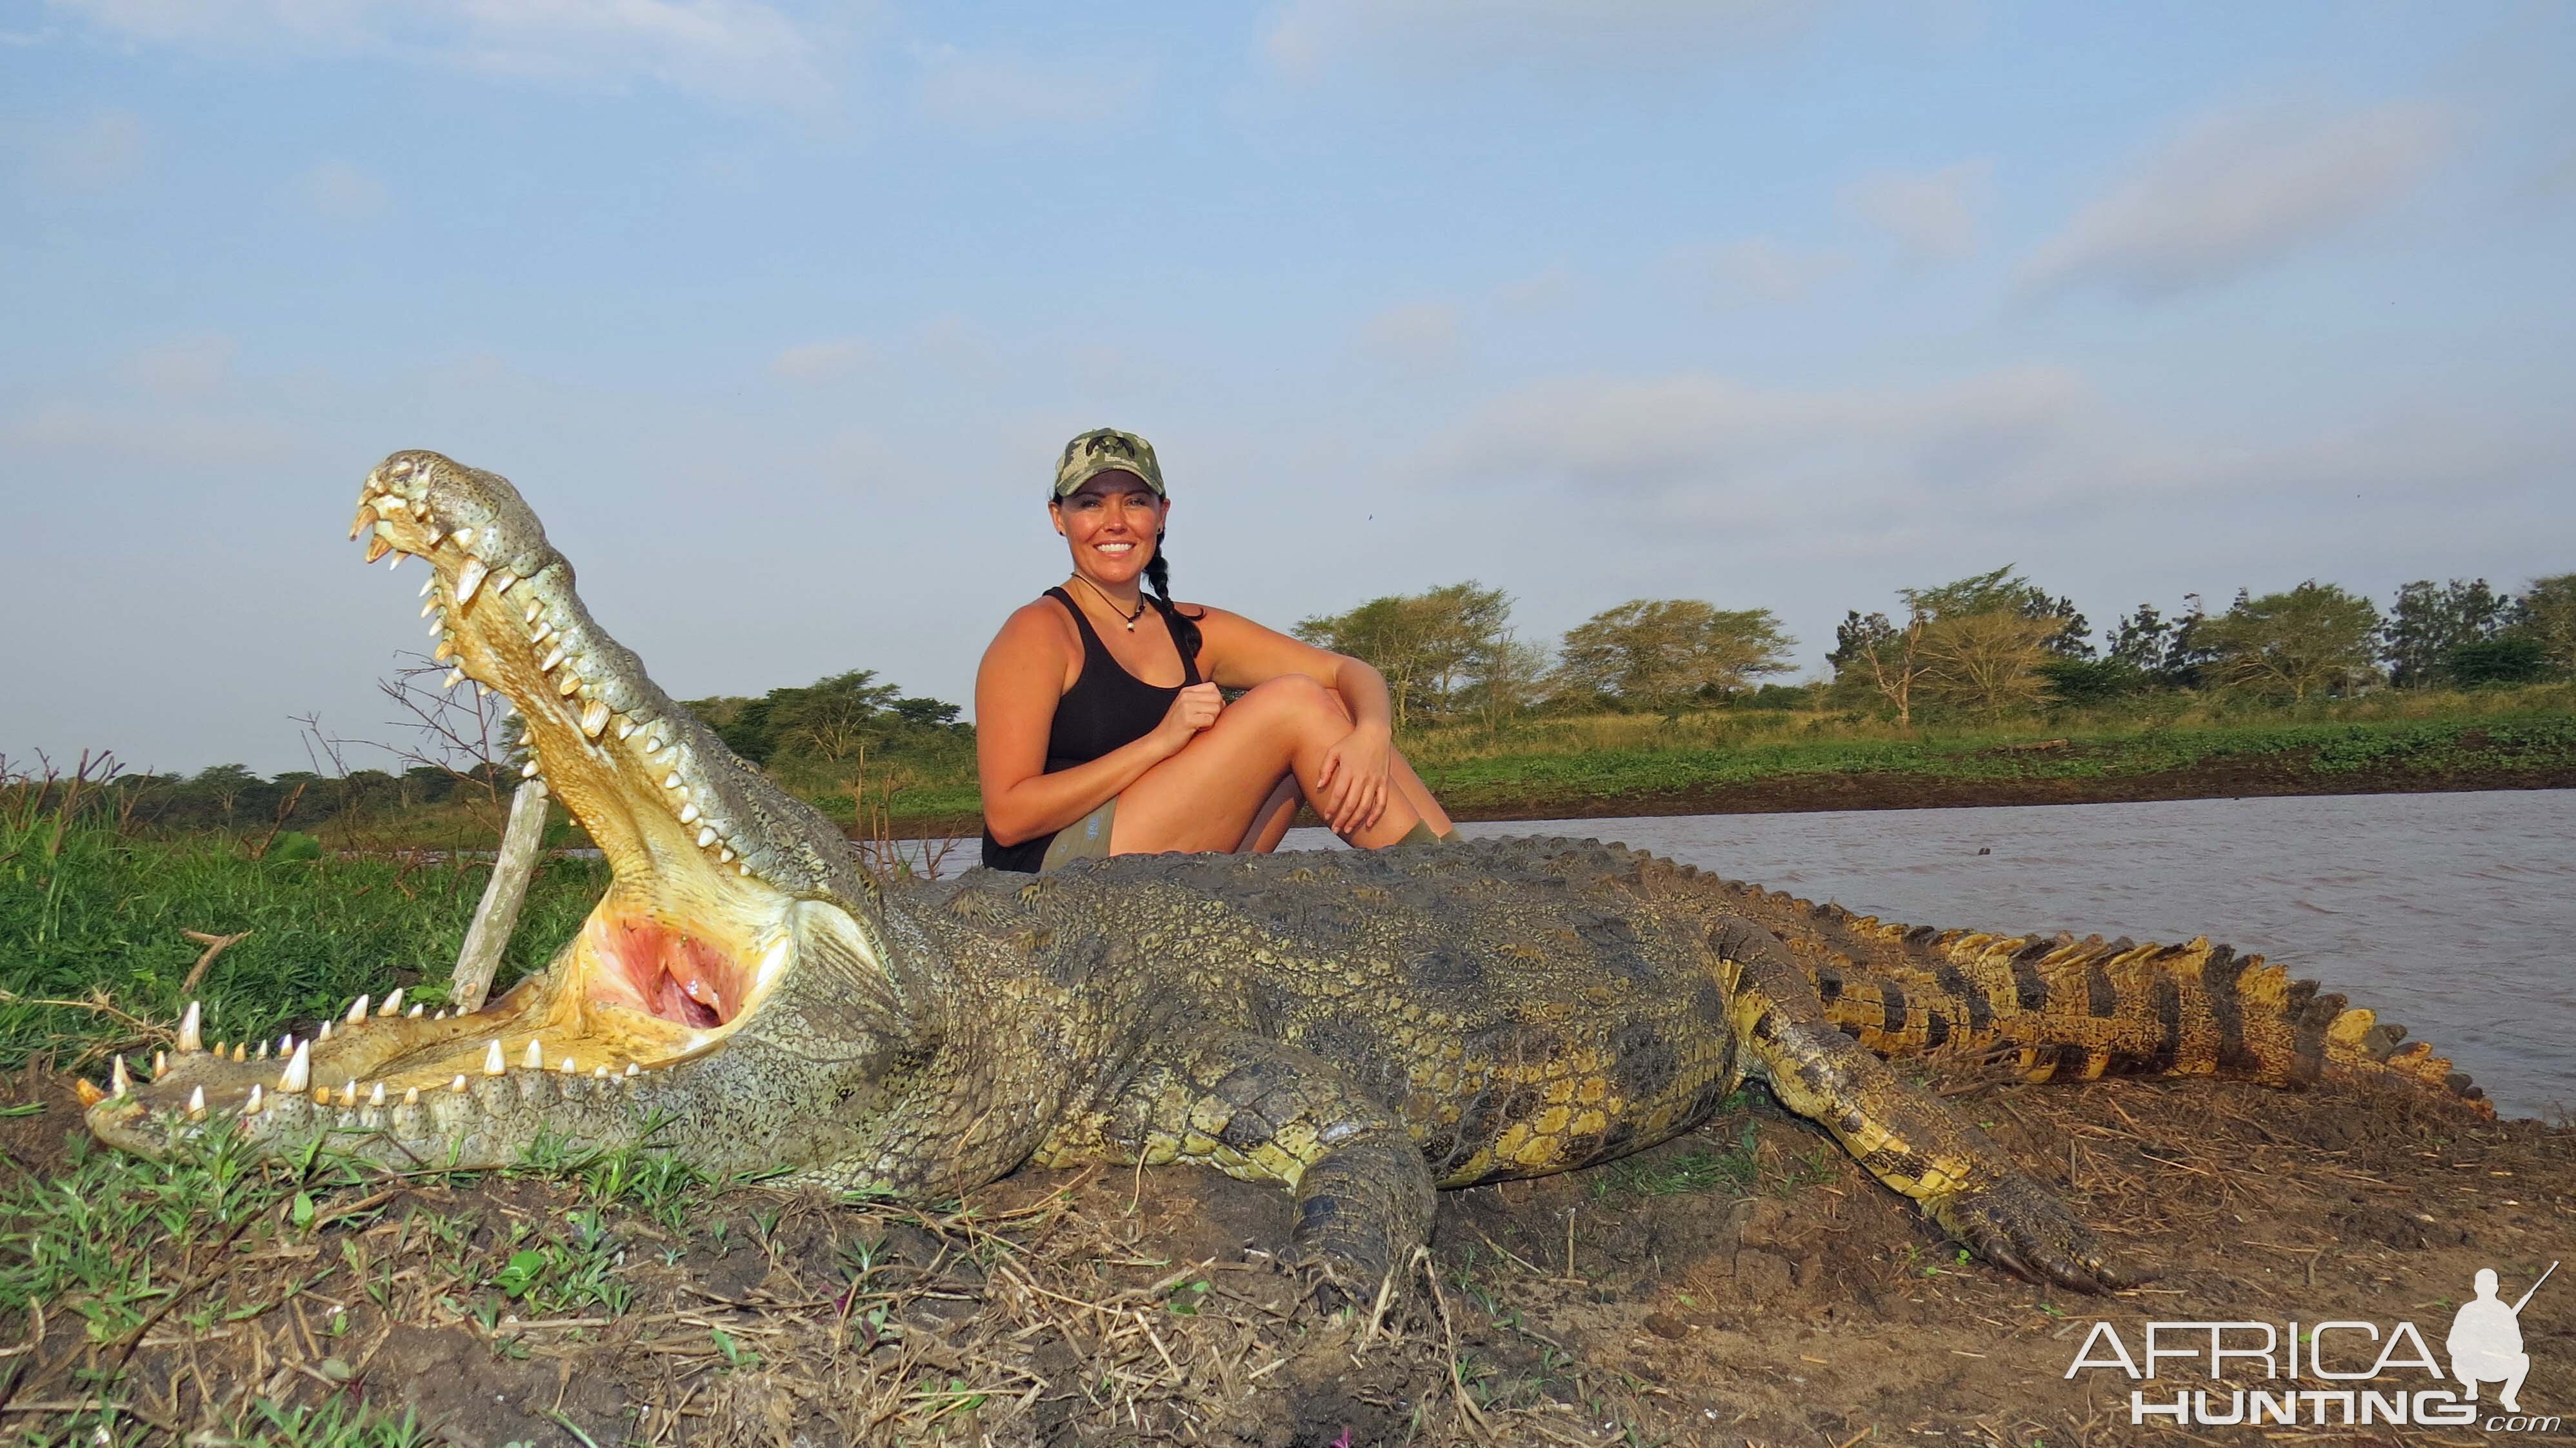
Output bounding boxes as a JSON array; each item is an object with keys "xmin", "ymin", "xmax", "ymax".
[
  {"xmin": 1035, "ymin": 1033, "xmax": 1435, "ymax": 1305},
  {"xmin": 1717, "ymin": 923, "xmax": 2139, "ymax": 1292}
]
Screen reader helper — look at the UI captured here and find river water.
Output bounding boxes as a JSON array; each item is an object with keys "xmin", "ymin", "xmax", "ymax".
[{"xmin": 1288, "ymin": 790, "xmax": 2576, "ymax": 1119}]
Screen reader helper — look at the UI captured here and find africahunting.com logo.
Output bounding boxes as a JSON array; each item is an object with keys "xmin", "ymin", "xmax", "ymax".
[{"xmin": 2064, "ymin": 1262, "xmax": 2557, "ymax": 1431}]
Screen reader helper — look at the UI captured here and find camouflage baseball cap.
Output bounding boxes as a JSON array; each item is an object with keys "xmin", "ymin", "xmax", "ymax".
[{"xmin": 1052, "ymin": 428, "xmax": 1165, "ymax": 499}]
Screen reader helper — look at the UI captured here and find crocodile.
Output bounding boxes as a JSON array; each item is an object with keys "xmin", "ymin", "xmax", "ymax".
[{"xmin": 84, "ymin": 449, "xmax": 2491, "ymax": 1298}]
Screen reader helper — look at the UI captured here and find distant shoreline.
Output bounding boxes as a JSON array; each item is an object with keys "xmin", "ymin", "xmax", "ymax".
[{"xmin": 868, "ymin": 758, "xmax": 2576, "ymax": 841}]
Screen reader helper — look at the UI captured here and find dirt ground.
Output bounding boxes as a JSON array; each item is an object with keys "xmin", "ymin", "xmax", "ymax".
[{"xmin": 3, "ymin": 1059, "xmax": 2568, "ymax": 1447}]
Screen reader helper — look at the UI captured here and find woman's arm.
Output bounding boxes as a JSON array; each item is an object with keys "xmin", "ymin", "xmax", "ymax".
[
  {"xmin": 1192, "ymin": 607, "xmax": 1397, "ymax": 834},
  {"xmin": 975, "ymin": 603, "xmax": 1221, "ymax": 846}
]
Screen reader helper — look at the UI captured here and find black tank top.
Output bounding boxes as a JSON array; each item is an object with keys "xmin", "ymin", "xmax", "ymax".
[{"xmin": 981, "ymin": 587, "xmax": 1203, "ymax": 872}]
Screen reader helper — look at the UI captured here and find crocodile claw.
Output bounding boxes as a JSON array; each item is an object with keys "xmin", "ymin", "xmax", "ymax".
[{"xmin": 1931, "ymin": 1172, "xmax": 2144, "ymax": 1293}]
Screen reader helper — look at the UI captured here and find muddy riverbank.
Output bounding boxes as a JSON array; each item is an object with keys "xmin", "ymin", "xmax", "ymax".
[{"xmin": 6, "ymin": 1056, "xmax": 2564, "ymax": 1446}]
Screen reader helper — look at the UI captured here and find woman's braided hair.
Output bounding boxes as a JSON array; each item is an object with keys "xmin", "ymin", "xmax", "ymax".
[{"xmin": 1141, "ymin": 534, "xmax": 1205, "ymax": 667}]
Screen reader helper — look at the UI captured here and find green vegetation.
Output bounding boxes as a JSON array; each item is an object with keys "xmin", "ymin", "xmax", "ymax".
[{"xmin": 0, "ymin": 785, "xmax": 601, "ymax": 1071}]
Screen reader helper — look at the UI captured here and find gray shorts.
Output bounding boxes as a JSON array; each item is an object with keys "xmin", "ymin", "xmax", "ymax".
[{"xmin": 1037, "ymin": 798, "xmax": 1117, "ymax": 872}]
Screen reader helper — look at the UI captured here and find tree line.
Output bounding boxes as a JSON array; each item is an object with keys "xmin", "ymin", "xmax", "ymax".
[
  {"xmin": 23, "ymin": 668, "xmax": 975, "ymax": 836},
  {"xmin": 1293, "ymin": 569, "xmax": 2576, "ymax": 728}
]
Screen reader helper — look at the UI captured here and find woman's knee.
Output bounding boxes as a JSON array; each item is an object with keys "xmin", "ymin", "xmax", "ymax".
[{"xmin": 1233, "ymin": 674, "xmax": 1339, "ymax": 729}]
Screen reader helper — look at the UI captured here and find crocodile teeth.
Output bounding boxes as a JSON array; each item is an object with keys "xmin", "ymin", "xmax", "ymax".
[
  {"xmin": 246, "ymin": 1085, "xmax": 263, "ymax": 1113},
  {"xmin": 348, "ymin": 994, "xmax": 370, "ymax": 1023},
  {"xmin": 625, "ymin": 1063, "xmax": 640, "ymax": 1076},
  {"xmin": 580, "ymin": 700, "xmax": 611, "ymax": 738},
  {"xmin": 319, "ymin": 1019, "xmax": 333, "ymax": 1040},
  {"xmin": 419, "ymin": 575, "xmax": 435, "ymax": 598},
  {"xmin": 444, "ymin": 670, "xmax": 465, "ymax": 690},
  {"xmin": 232, "ymin": 1041, "xmax": 246, "ymax": 1062},
  {"xmin": 524, "ymin": 599, "xmax": 543, "ymax": 623},
  {"xmin": 455, "ymin": 558, "xmax": 490, "ymax": 605},
  {"xmin": 434, "ymin": 636, "xmax": 454, "ymax": 661},
  {"xmin": 491, "ymin": 571, "xmax": 517, "ymax": 596},
  {"xmin": 368, "ymin": 1082, "xmax": 386, "ymax": 1107},
  {"xmin": 278, "ymin": 1033, "xmax": 295, "ymax": 1056},
  {"xmin": 594, "ymin": 1066, "xmax": 609, "ymax": 1078},
  {"xmin": 615, "ymin": 719, "xmax": 635, "ymax": 739},
  {"xmin": 556, "ymin": 673, "xmax": 583, "ymax": 697},
  {"xmin": 407, "ymin": 1003, "xmax": 424, "ymax": 1018},
  {"xmin": 350, "ymin": 507, "xmax": 377, "ymax": 542},
  {"xmin": 428, "ymin": 618, "xmax": 444, "ymax": 638},
  {"xmin": 484, "ymin": 1040, "xmax": 506, "ymax": 1075},
  {"xmin": 523, "ymin": 1039, "xmax": 543, "ymax": 1071},
  {"xmin": 177, "ymin": 1001, "xmax": 203, "ymax": 1053},
  {"xmin": 664, "ymin": 772, "xmax": 683, "ymax": 790},
  {"xmin": 388, "ymin": 551, "xmax": 404, "ymax": 570},
  {"xmin": 739, "ymin": 863, "xmax": 752, "ymax": 876},
  {"xmin": 558, "ymin": 1056, "xmax": 577, "ymax": 1074},
  {"xmin": 110, "ymin": 1056, "xmax": 130, "ymax": 1096},
  {"xmin": 403, "ymin": 1087, "xmax": 421, "ymax": 1106},
  {"xmin": 343, "ymin": 1079, "xmax": 357, "ymax": 1102},
  {"xmin": 421, "ymin": 599, "xmax": 439, "ymax": 618},
  {"xmin": 697, "ymin": 826, "xmax": 718, "ymax": 848},
  {"xmin": 678, "ymin": 803, "xmax": 699, "ymax": 825},
  {"xmin": 451, "ymin": 527, "xmax": 474, "ymax": 548},
  {"xmin": 539, "ymin": 646, "xmax": 565, "ymax": 672},
  {"xmin": 380, "ymin": 988, "xmax": 403, "ymax": 1016},
  {"xmin": 187, "ymin": 1087, "xmax": 206, "ymax": 1119},
  {"xmin": 364, "ymin": 534, "xmax": 391, "ymax": 563},
  {"xmin": 719, "ymin": 847, "xmax": 734, "ymax": 863},
  {"xmin": 154, "ymin": 1050, "xmax": 167, "ymax": 1075},
  {"xmin": 450, "ymin": 1074, "xmax": 468, "ymax": 1093},
  {"xmin": 256, "ymin": 1040, "xmax": 268, "ymax": 1060},
  {"xmin": 522, "ymin": 759, "xmax": 541, "ymax": 778}
]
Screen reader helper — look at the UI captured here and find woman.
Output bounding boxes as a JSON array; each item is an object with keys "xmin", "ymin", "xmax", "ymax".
[{"xmin": 977, "ymin": 427, "xmax": 1456, "ymax": 873}]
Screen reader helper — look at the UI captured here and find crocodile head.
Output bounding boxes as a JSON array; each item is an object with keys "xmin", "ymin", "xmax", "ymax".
[{"xmin": 87, "ymin": 450, "xmax": 932, "ymax": 1174}]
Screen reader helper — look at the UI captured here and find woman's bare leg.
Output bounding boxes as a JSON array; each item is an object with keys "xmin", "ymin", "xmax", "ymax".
[
  {"xmin": 1237, "ymin": 774, "xmax": 1303, "ymax": 852},
  {"xmin": 1389, "ymin": 750, "xmax": 1453, "ymax": 836},
  {"xmin": 1110, "ymin": 676, "xmax": 1424, "ymax": 853}
]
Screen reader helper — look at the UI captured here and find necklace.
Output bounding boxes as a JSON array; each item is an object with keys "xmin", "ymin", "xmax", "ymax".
[{"xmin": 1070, "ymin": 574, "xmax": 1148, "ymax": 632}]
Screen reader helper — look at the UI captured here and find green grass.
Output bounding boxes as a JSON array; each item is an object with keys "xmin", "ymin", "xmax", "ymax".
[{"xmin": 0, "ymin": 814, "xmax": 603, "ymax": 1071}]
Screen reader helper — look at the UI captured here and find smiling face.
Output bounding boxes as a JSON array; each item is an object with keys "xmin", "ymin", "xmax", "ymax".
[{"xmin": 1051, "ymin": 472, "xmax": 1167, "ymax": 588}]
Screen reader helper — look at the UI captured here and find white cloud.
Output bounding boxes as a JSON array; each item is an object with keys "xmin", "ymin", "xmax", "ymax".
[
  {"xmin": 912, "ymin": 45, "xmax": 1148, "ymax": 131},
  {"xmin": 1706, "ymin": 238, "xmax": 1849, "ymax": 305},
  {"xmin": 121, "ymin": 335, "xmax": 238, "ymax": 397},
  {"xmin": 294, "ymin": 158, "xmax": 388, "ymax": 222},
  {"xmin": 1422, "ymin": 366, "xmax": 2091, "ymax": 505},
  {"xmin": 1842, "ymin": 159, "xmax": 1989, "ymax": 261},
  {"xmin": 21, "ymin": 108, "xmax": 147, "ymax": 195},
  {"xmin": 768, "ymin": 337, "xmax": 870, "ymax": 380},
  {"xmin": 1354, "ymin": 301, "xmax": 1463, "ymax": 368},
  {"xmin": 1493, "ymin": 265, "xmax": 1575, "ymax": 311},
  {"xmin": 2020, "ymin": 99, "xmax": 2457, "ymax": 298},
  {"xmin": 0, "ymin": 400, "xmax": 300, "ymax": 467},
  {"xmin": 1262, "ymin": 0, "xmax": 1817, "ymax": 77},
  {"xmin": 43, "ymin": 0, "xmax": 837, "ymax": 110}
]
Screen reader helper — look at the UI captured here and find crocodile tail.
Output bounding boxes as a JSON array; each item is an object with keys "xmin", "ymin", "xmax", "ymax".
[{"xmin": 1692, "ymin": 874, "xmax": 2491, "ymax": 1118}]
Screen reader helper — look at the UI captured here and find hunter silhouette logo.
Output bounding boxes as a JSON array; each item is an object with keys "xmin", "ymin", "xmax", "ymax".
[
  {"xmin": 2064, "ymin": 1260, "xmax": 2560, "ymax": 1430},
  {"xmin": 2450, "ymin": 1262, "xmax": 2553, "ymax": 1414}
]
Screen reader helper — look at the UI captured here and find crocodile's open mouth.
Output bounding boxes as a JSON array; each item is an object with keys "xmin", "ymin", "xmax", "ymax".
[{"xmin": 86, "ymin": 451, "xmax": 837, "ymax": 1134}]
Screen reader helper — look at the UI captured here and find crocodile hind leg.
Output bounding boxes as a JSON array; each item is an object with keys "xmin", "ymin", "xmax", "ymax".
[
  {"xmin": 1717, "ymin": 923, "xmax": 2139, "ymax": 1291},
  {"xmin": 1033, "ymin": 1032, "xmax": 1435, "ymax": 1307}
]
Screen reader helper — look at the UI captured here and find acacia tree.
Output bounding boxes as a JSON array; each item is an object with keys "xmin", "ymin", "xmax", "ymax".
[
  {"xmin": 2202, "ymin": 582, "xmax": 2381, "ymax": 701},
  {"xmin": 1555, "ymin": 599, "xmax": 1795, "ymax": 718},
  {"xmin": 1913, "ymin": 611, "xmax": 2067, "ymax": 718},
  {"xmin": 1295, "ymin": 581, "xmax": 1515, "ymax": 729},
  {"xmin": 1832, "ymin": 608, "xmax": 1928, "ymax": 727}
]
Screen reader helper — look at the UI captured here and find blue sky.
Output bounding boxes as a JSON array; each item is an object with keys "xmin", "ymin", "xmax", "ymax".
[{"xmin": 5, "ymin": 1, "xmax": 2571, "ymax": 775}]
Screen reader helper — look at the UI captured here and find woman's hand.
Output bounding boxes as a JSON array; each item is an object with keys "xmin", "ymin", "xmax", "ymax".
[
  {"xmin": 1313, "ymin": 722, "xmax": 1393, "ymax": 836},
  {"xmin": 1152, "ymin": 682, "xmax": 1226, "ymax": 758}
]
